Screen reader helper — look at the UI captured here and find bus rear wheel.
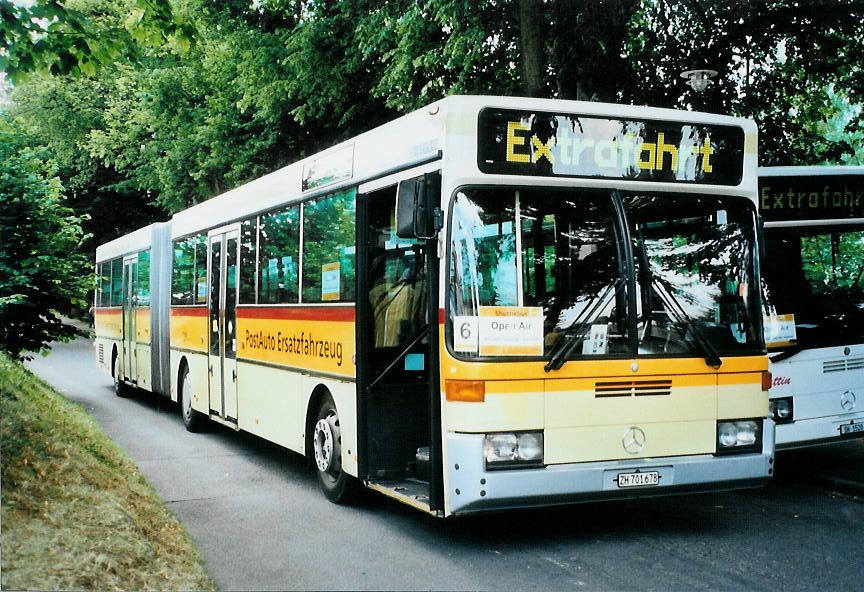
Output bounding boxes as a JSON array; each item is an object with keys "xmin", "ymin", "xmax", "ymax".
[
  {"xmin": 112, "ymin": 350, "xmax": 129, "ymax": 398},
  {"xmin": 312, "ymin": 396, "xmax": 357, "ymax": 503},
  {"xmin": 180, "ymin": 364, "xmax": 205, "ymax": 432}
]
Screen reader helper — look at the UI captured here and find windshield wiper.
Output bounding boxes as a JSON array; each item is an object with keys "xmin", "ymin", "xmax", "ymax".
[
  {"xmin": 650, "ymin": 275, "xmax": 723, "ymax": 369},
  {"xmin": 769, "ymin": 345, "xmax": 805, "ymax": 363},
  {"xmin": 544, "ymin": 278, "xmax": 624, "ymax": 372}
]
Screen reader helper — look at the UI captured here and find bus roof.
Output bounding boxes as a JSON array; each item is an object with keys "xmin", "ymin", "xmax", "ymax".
[
  {"xmin": 759, "ymin": 165, "xmax": 864, "ymax": 177},
  {"xmin": 95, "ymin": 95, "xmax": 758, "ymax": 254},
  {"xmin": 96, "ymin": 222, "xmax": 167, "ymax": 264}
]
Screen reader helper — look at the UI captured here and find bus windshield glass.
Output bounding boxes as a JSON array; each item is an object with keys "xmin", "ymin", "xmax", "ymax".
[
  {"xmin": 763, "ymin": 225, "xmax": 864, "ymax": 349},
  {"xmin": 448, "ymin": 188, "xmax": 762, "ymax": 361}
]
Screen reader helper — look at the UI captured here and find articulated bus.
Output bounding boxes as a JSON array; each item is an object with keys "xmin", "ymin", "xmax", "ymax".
[
  {"xmin": 95, "ymin": 96, "xmax": 773, "ymax": 517},
  {"xmin": 759, "ymin": 166, "xmax": 864, "ymax": 448}
]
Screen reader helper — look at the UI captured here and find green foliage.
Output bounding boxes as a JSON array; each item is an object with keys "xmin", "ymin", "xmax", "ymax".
[
  {"xmin": 7, "ymin": 74, "xmax": 166, "ymax": 251},
  {"xmin": 3, "ymin": 0, "xmax": 864, "ymax": 247},
  {"xmin": 800, "ymin": 231, "xmax": 864, "ymax": 292},
  {"xmin": 801, "ymin": 86, "xmax": 864, "ymax": 165},
  {"xmin": 0, "ymin": 123, "xmax": 93, "ymax": 360},
  {"xmin": 353, "ymin": 0, "xmax": 521, "ymax": 111},
  {"xmin": 0, "ymin": 0, "xmax": 195, "ymax": 83}
]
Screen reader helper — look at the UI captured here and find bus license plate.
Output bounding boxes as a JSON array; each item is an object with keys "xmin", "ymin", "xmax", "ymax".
[
  {"xmin": 617, "ymin": 471, "xmax": 660, "ymax": 488},
  {"xmin": 840, "ymin": 423, "xmax": 864, "ymax": 437}
]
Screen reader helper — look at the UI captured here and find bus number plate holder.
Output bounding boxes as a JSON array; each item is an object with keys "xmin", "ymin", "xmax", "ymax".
[
  {"xmin": 840, "ymin": 422, "xmax": 864, "ymax": 437},
  {"xmin": 616, "ymin": 471, "xmax": 660, "ymax": 488}
]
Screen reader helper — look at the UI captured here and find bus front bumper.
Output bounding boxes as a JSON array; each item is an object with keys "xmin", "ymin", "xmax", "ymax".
[
  {"xmin": 445, "ymin": 423, "xmax": 774, "ymax": 515},
  {"xmin": 775, "ymin": 411, "xmax": 864, "ymax": 450}
]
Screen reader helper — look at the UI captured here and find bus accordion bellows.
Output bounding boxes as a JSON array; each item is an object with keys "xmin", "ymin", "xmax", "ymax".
[
  {"xmin": 94, "ymin": 95, "xmax": 773, "ymax": 517},
  {"xmin": 759, "ymin": 166, "xmax": 864, "ymax": 448}
]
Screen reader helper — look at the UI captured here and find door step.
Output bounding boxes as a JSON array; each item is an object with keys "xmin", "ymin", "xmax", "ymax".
[
  {"xmin": 366, "ymin": 478, "xmax": 439, "ymax": 516},
  {"xmin": 209, "ymin": 413, "xmax": 239, "ymax": 430}
]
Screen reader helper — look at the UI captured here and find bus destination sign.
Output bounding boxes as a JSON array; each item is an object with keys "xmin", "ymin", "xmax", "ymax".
[
  {"xmin": 759, "ymin": 174, "xmax": 864, "ymax": 222},
  {"xmin": 478, "ymin": 108, "xmax": 745, "ymax": 185}
]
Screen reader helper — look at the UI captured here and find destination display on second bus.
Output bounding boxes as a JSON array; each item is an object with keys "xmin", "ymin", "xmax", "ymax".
[
  {"xmin": 759, "ymin": 174, "xmax": 864, "ymax": 221},
  {"xmin": 477, "ymin": 108, "xmax": 745, "ymax": 185}
]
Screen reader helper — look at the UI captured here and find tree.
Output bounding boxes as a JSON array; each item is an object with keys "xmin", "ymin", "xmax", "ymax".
[
  {"xmin": 0, "ymin": 0, "xmax": 194, "ymax": 83},
  {"xmin": 624, "ymin": 0, "xmax": 864, "ymax": 165},
  {"xmin": 0, "ymin": 121, "xmax": 93, "ymax": 360},
  {"xmin": 8, "ymin": 74, "xmax": 166, "ymax": 252}
]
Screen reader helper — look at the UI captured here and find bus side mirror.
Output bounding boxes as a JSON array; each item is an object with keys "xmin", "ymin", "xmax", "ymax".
[{"xmin": 396, "ymin": 172, "xmax": 442, "ymax": 239}]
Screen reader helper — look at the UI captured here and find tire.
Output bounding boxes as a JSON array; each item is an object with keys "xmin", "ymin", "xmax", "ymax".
[
  {"xmin": 312, "ymin": 396, "xmax": 357, "ymax": 503},
  {"xmin": 112, "ymin": 350, "xmax": 129, "ymax": 398},
  {"xmin": 180, "ymin": 363, "xmax": 205, "ymax": 432}
]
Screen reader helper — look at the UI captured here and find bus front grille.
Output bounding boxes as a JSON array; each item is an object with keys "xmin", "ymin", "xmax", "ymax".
[
  {"xmin": 594, "ymin": 379, "xmax": 672, "ymax": 398},
  {"xmin": 823, "ymin": 357, "xmax": 864, "ymax": 373}
]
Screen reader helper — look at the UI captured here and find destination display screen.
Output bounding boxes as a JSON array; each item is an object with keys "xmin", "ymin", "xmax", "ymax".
[
  {"xmin": 759, "ymin": 174, "xmax": 864, "ymax": 221},
  {"xmin": 477, "ymin": 108, "xmax": 745, "ymax": 185}
]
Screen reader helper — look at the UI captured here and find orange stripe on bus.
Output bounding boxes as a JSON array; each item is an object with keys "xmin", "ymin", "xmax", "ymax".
[{"xmin": 171, "ymin": 307, "xmax": 208, "ymax": 317}]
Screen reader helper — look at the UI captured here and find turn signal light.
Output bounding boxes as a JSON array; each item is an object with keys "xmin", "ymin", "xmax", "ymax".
[
  {"xmin": 761, "ymin": 371, "xmax": 773, "ymax": 392},
  {"xmin": 445, "ymin": 380, "xmax": 485, "ymax": 402}
]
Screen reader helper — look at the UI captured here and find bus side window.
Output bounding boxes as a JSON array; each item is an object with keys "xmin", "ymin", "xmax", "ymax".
[
  {"xmin": 302, "ymin": 189, "xmax": 357, "ymax": 303},
  {"xmin": 137, "ymin": 250, "xmax": 150, "ymax": 307},
  {"xmin": 259, "ymin": 207, "xmax": 300, "ymax": 304},
  {"xmin": 171, "ymin": 238, "xmax": 195, "ymax": 305},
  {"xmin": 239, "ymin": 218, "xmax": 257, "ymax": 304},
  {"xmin": 110, "ymin": 258, "xmax": 123, "ymax": 306},
  {"xmin": 194, "ymin": 234, "xmax": 207, "ymax": 304},
  {"xmin": 97, "ymin": 263, "xmax": 109, "ymax": 307}
]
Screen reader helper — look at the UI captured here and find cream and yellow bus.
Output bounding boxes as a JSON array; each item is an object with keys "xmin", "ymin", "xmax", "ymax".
[
  {"xmin": 94, "ymin": 96, "xmax": 773, "ymax": 517},
  {"xmin": 759, "ymin": 166, "xmax": 864, "ymax": 448}
]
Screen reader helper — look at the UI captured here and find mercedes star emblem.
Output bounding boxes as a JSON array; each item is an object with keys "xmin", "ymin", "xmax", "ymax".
[
  {"xmin": 622, "ymin": 426, "xmax": 646, "ymax": 454},
  {"xmin": 840, "ymin": 390, "xmax": 857, "ymax": 412}
]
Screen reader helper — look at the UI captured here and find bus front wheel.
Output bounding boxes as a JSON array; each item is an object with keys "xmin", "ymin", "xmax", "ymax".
[{"xmin": 312, "ymin": 396, "xmax": 357, "ymax": 503}]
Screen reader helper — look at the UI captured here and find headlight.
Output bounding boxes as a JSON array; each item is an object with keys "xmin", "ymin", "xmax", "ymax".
[
  {"xmin": 716, "ymin": 419, "xmax": 762, "ymax": 454},
  {"xmin": 484, "ymin": 431, "xmax": 543, "ymax": 469},
  {"xmin": 769, "ymin": 398, "xmax": 794, "ymax": 424}
]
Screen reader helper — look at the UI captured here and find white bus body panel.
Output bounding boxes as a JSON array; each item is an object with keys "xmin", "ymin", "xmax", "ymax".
[
  {"xmin": 770, "ymin": 345, "xmax": 864, "ymax": 449},
  {"xmin": 759, "ymin": 165, "xmax": 864, "ymax": 449}
]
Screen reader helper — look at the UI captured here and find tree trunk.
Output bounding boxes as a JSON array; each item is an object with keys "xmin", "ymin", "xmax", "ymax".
[{"xmin": 517, "ymin": 0, "xmax": 545, "ymax": 97}]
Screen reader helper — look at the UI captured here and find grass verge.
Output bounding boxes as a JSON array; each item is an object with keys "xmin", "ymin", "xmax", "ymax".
[{"xmin": 0, "ymin": 352, "xmax": 215, "ymax": 591}]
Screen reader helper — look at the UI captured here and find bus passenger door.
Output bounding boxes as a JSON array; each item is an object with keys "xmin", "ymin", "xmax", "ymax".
[
  {"xmin": 207, "ymin": 228, "xmax": 239, "ymax": 425},
  {"xmin": 122, "ymin": 256, "xmax": 137, "ymax": 383},
  {"xmin": 357, "ymin": 182, "xmax": 435, "ymax": 489}
]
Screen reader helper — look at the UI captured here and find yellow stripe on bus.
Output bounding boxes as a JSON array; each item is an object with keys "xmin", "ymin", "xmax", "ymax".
[
  {"xmin": 237, "ymin": 317, "xmax": 355, "ymax": 379},
  {"xmin": 170, "ymin": 309, "xmax": 207, "ymax": 352},
  {"xmin": 94, "ymin": 308, "xmax": 122, "ymax": 339}
]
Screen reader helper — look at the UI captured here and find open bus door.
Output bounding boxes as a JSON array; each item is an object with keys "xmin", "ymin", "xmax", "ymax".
[{"xmin": 356, "ymin": 172, "xmax": 443, "ymax": 512}]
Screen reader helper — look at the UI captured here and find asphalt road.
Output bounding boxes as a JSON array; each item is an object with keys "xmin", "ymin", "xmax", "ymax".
[{"xmin": 25, "ymin": 337, "xmax": 864, "ymax": 591}]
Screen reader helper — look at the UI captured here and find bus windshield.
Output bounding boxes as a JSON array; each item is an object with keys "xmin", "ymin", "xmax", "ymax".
[
  {"xmin": 448, "ymin": 188, "xmax": 762, "ymax": 361},
  {"xmin": 763, "ymin": 224, "xmax": 864, "ymax": 349}
]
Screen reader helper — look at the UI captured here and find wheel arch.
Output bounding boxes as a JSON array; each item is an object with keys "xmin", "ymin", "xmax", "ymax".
[
  {"xmin": 111, "ymin": 344, "xmax": 119, "ymax": 377},
  {"xmin": 176, "ymin": 355, "xmax": 189, "ymax": 396},
  {"xmin": 305, "ymin": 384, "xmax": 333, "ymax": 459}
]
